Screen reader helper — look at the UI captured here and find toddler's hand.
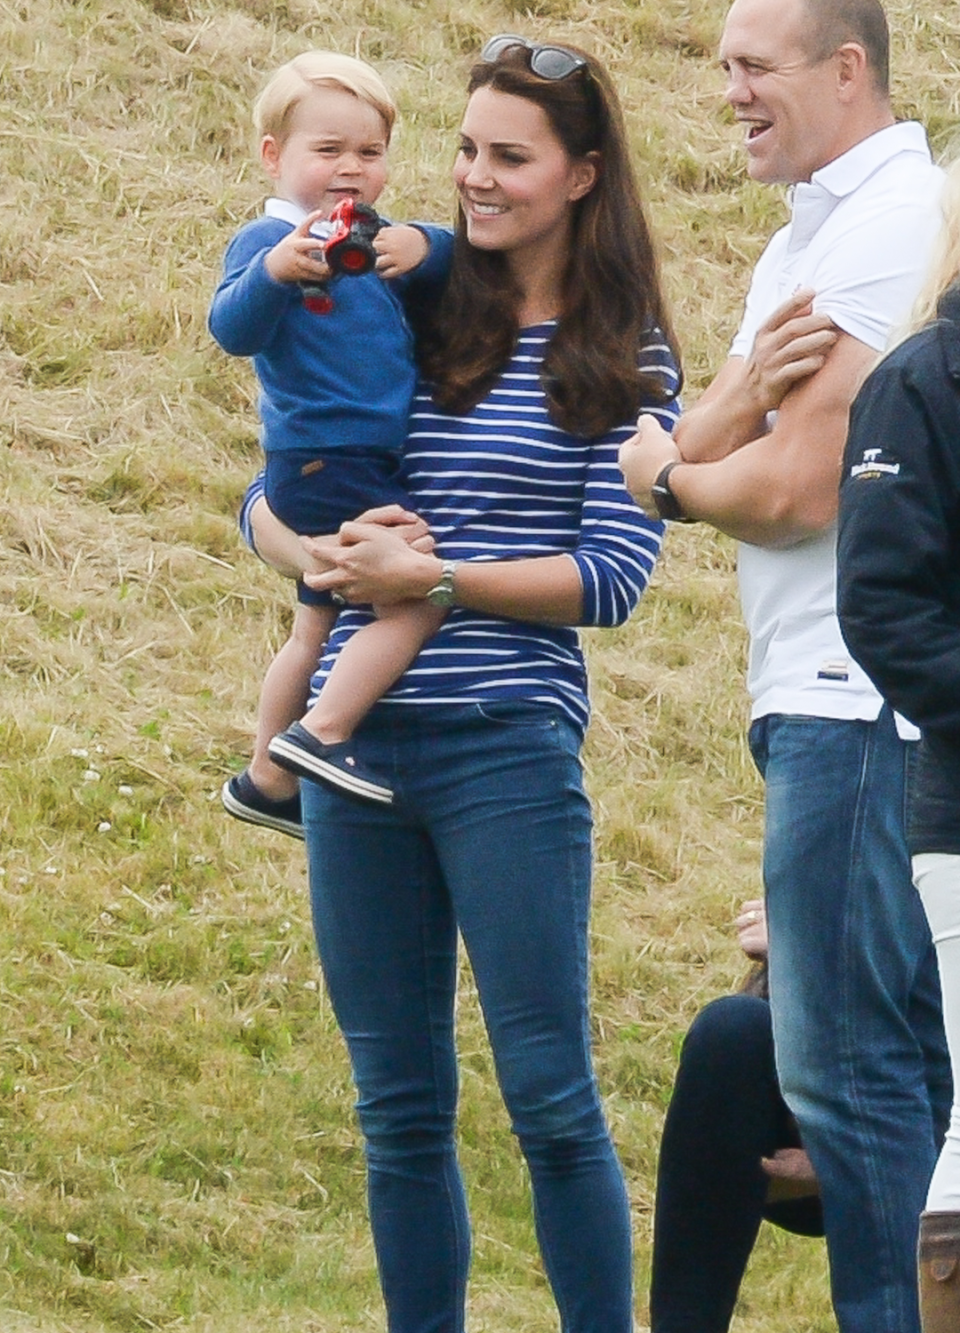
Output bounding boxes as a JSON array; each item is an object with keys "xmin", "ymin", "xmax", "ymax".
[
  {"xmin": 265, "ymin": 209, "xmax": 333, "ymax": 284},
  {"xmin": 375, "ymin": 225, "xmax": 429, "ymax": 279}
]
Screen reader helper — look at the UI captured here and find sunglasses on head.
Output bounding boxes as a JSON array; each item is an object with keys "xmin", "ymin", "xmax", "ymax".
[{"xmin": 479, "ymin": 33, "xmax": 588, "ymax": 82}]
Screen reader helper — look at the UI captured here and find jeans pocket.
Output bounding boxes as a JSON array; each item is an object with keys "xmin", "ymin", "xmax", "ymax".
[{"xmin": 474, "ymin": 701, "xmax": 560, "ymax": 730}]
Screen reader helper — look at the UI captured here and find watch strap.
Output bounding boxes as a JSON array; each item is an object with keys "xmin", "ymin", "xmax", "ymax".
[{"xmin": 651, "ymin": 460, "xmax": 694, "ymax": 523}]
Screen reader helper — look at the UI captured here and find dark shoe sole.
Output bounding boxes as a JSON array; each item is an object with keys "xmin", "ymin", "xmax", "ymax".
[{"xmin": 221, "ymin": 778, "xmax": 305, "ymax": 840}]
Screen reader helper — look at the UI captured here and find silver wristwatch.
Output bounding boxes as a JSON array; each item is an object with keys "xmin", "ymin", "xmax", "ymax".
[{"xmin": 425, "ymin": 559, "xmax": 460, "ymax": 607}]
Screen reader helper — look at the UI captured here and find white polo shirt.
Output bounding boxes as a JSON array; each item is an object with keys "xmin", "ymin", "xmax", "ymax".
[{"xmin": 729, "ymin": 121, "xmax": 942, "ymax": 723}]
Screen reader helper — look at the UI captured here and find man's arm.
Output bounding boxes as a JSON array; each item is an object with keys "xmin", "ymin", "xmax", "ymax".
[
  {"xmin": 620, "ymin": 331, "xmax": 877, "ymax": 548},
  {"xmin": 676, "ymin": 287, "xmax": 838, "ymax": 463}
]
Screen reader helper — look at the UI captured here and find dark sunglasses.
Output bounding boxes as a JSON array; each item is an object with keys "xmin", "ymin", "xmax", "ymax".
[{"xmin": 479, "ymin": 33, "xmax": 589, "ymax": 82}]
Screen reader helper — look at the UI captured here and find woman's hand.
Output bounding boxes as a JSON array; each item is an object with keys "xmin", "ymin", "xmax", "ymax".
[
  {"xmin": 302, "ymin": 506, "xmax": 585, "ymax": 625},
  {"xmin": 302, "ymin": 513, "xmax": 441, "ymax": 605},
  {"xmin": 618, "ymin": 416, "xmax": 681, "ymax": 513},
  {"xmin": 344, "ymin": 505, "xmax": 436, "ymax": 552}
]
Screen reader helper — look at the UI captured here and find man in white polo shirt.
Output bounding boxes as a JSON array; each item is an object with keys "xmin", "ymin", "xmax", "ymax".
[{"xmin": 620, "ymin": 1, "xmax": 949, "ymax": 1330}]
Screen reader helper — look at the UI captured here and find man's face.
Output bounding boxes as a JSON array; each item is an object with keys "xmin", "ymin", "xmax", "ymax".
[{"xmin": 719, "ymin": 0, "xmax": 844, "ymax": 185}]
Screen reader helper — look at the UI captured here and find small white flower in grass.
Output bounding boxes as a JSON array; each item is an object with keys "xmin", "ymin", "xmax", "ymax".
[
  {"xmin": 65, "ymin": 1233, "xmax": 96, "ymax": 1273},
  {"xmin": 98, "ymin": 821, "xmax": 112, "ymax": 833},
  {"xmin": 83, "ymin": 769, "xmax": 101, "ymax": 783},
  {"xmin": 118, "ymin": 785, "xmax": 134, "ymax": 797}
]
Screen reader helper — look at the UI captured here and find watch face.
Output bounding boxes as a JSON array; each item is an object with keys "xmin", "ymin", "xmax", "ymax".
[{"xmin": 426, "ymin": 562, "xmax": 457, "ymax": 606}]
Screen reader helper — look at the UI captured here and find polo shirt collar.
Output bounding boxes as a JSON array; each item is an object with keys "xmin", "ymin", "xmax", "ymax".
[
  {"xmin": 787, "ymin": 121, "xmax": 931, "ymax": 251},
  {"xmin": 264, "ymin": 197, "xmax": 335, "ymax": 241}
]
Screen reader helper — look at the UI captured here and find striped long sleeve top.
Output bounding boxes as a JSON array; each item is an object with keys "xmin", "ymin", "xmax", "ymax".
[{"xmin": 307, "ymin": 320, "xmax": 681, "ymax": 734}]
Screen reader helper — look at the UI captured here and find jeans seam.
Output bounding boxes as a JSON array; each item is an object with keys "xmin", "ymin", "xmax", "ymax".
[
  {"xmin": 413, "ymin": 845, "xmax": 468, "ymax": 1329},
  {"xmin": 844, "ymin": 725, "xmax": 891, "ymax": 1312},
  {"xmin": 523, "ymin": 756, "xmax": 598, "ymax": 1333}
]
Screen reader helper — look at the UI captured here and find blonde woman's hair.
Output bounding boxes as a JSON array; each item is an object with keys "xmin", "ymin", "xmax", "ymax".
[
  {"xmin": 253, "ymin": 51, "xmax": 397, "ymax": 147},
  {"xmin": 908, "ymin": 155, "xmax": 960, "ymax": 334}
]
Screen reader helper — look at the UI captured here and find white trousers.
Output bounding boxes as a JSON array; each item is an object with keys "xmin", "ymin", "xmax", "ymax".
[{"xmin": 914, "ymin": 852, "xmax": 960, "ymax": 1211}]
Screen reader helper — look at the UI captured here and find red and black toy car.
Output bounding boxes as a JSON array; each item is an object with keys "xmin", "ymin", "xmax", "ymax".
[{"xmin": 301, "ymin": 198, "xmax": 382, "ymax": 314}]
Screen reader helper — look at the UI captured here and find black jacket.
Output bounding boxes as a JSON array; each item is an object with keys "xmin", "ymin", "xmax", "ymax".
[{"xmin": 837, "ymin": 283, "xmax": 960, "ymax": 853}]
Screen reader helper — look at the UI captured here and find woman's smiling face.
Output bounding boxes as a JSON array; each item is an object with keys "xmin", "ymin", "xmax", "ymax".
[{"xmin": 453, "ymin": 86, "xmax": 597, "ymax": 264}]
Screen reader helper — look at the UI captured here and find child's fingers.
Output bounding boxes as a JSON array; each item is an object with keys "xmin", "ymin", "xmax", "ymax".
[{"xmin": 294, "ymin": 207, "xmax": 329, "ymax": 236}]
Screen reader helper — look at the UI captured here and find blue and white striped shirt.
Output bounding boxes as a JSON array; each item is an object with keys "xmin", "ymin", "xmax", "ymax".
[{"xmin": 311, "ymin": 321, "xmax": 680, "ymax": 734}]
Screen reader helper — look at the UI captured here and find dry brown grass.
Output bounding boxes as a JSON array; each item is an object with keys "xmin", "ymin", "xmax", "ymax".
[{"xmin": 0, "ymin": 0, "xmax": 956, "ymax": 1328}]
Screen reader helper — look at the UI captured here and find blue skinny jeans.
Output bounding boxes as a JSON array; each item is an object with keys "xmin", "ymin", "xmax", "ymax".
[
  {"xmin": 749, "ymin": 706, "xmax": 950, "ymax": 1333},
  {"xmin": 301, "ymin": 702, "xmax": 633, "ymax": 1333}
]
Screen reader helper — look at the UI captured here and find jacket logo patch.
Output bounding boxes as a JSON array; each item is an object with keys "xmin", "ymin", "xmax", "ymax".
[{"xmin": 850, "ymin": 447, "xmax": 900, "ymax": 481}]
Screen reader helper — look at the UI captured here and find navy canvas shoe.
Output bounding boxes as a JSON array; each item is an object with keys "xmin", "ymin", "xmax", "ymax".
[
  {"xmin": 221, "ymin": 769, "xmax": 304, "ymax": 839},
  {"xmin": 268, "ymin": 722, "xmax": 394, "ymax": 805}
]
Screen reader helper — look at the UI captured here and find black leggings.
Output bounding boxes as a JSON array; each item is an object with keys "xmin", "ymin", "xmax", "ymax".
[{"xmin": 650, "ymin": 993, "xmax": 824, "ymax": 1332}]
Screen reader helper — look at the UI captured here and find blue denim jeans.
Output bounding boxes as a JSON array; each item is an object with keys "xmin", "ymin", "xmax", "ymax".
[
  {"xmin": 749, "ymin": 706, "xmax": 950, "ymax": 1333},
  {"xmin": 301, "ymin": 702, "xmax": 633, "ymax": 1333}
]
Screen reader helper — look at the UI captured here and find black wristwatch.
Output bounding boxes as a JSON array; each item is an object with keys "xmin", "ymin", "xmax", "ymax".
[{"xmin": 651, "ymin": 460, "xmax": 694, "ymax": 523}]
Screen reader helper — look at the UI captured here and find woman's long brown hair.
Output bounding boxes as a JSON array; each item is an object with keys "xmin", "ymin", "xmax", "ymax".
[{"xmin": 412, "ymin": 43, "xmax": 681, "ymax": 438}]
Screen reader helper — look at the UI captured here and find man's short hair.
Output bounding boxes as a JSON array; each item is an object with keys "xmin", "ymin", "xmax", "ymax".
[
  {"xmin": 802, "ymin": 0, "xmax": 890, "ymax": 96},
  {"xmin": 253, "ymin": 51, "xmax": 397, "ymax": 146}
]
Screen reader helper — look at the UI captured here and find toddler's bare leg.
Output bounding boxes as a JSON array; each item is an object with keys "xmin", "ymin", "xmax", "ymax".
[
  {"xmin": 301, "ymin": 601, "xmax": 445, "ymax": 743},
  {"xmin": 249, "ymin": 602, "xmax": 335, "ymax": 798}
]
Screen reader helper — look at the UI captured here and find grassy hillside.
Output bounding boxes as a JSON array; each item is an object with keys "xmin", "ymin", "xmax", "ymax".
[{"xmin": 0, "ymin": 1, "xmax": 957, "ymax": 1329}]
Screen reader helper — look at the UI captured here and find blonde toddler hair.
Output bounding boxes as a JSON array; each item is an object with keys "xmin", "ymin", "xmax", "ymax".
[{"xmin": 253, "ymin": 51, "xmax": 397, "ymax": 147}]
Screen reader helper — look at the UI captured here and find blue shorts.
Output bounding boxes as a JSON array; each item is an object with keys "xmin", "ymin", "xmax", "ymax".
[
  {"xmin": 263, "ymin": 448, "xmax": 411, "ymax": 609},
  {"xmin": 264, "ymin": 447, "xmax": 409, "ymax": 536}
]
